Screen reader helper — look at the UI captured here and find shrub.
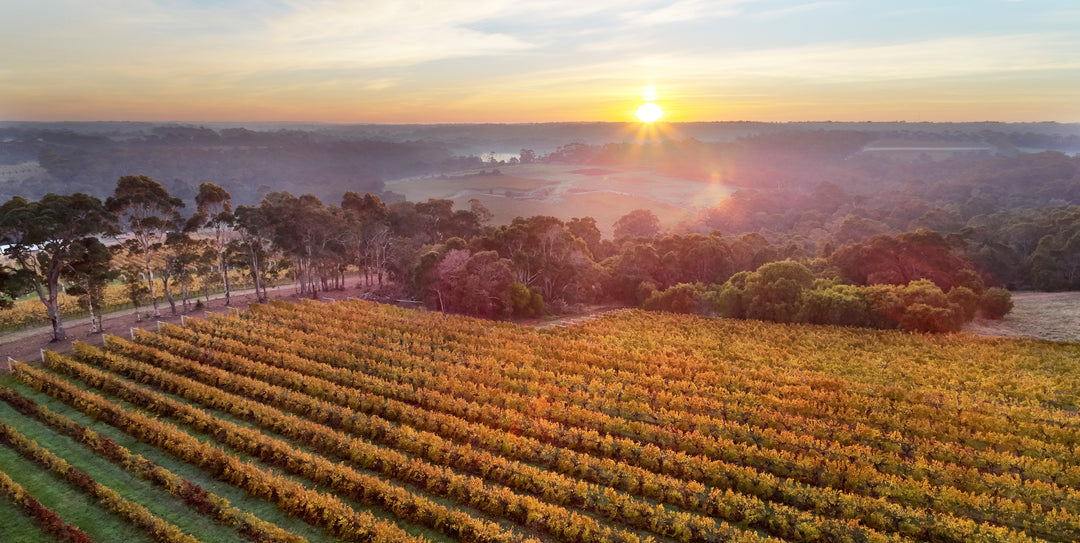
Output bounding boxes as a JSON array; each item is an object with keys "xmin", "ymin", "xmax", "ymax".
[
  {"xmin": 895, "ymin": 280, "xmax": 962, "ymax": 333},
  {"xmin": 643, "ymin": 283, "xmax": 706, "ymax": 314},
  {"xmin": 947, "ymin": 286, "xmax": 980, "ymax": 321},
  {"xmin": 509, "ymin": 282, "xmax": 544, "ymax": 318},
  {"xmin": 978, "ymin": 288, "xmax": 1013, "ymax": 319},
  {"xmin": 704, "ymin": 276, "xmax": 747, "ymax": 319},
  {"xmin": 797, "ymin": 284, "xmax": 873, "ymax": 327},
  {"xmin": 743, "ymin": 261, "xmax": 816, "ymax": 323}
]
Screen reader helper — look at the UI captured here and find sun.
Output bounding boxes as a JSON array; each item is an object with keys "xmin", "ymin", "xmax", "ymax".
[{"xmin": 636, "ymin": 102, "xmax": 664, "ymax": 123}]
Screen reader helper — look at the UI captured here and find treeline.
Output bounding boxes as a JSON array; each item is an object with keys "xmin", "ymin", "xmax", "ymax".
[
  {"xmin": 0, "ymin": 125, "xmax": 474, "ymax": 205},
  {"xmin": 541, "ymin": 135, "xmax": 1080, "ymax": 291},
  {"xmin": 5, "ymin": 123, "xmax": 1080, "ymax": 207},
  {"xmin": 646, "ymin": 263, "xmax": 1011, "ymax": 333},
  {"xmin": 3, "ymin": 175, "xmax": 1018, "ymax": 341},
  {"xmin": 685, "ymin": 178, "xmax": 1080, "ymax": 292},
  {"xmin": 544, "ymin": 130, "xmax": 1080, "ymax": 192}
]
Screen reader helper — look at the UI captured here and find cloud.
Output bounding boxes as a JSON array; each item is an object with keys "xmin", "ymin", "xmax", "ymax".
[
  {"xmin": 620, "ymin": 0, "xmax": 749, "ymax": 26},
  {"xmin": 0, "ymin": 0, "xmax": 539, "ymax": 81},
  {"xmin": 519, "ymin": 32, "xmax": 1080, "ymax": 87},
  {"xmin": 2, "ymin": 0, "xmax": 1077, "ymax": 122},
  {"xmin": 266, "ymin": 0, "xmax": 534, "ymax": 68},
  {"xmin": 751, "ymin": 1, "xmax": 844, "ymax": 19},
  {"xmin": 713, "ymin": 33, "xmax": 1080, "ymax": 81}
]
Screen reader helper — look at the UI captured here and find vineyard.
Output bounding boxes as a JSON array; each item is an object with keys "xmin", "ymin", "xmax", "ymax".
[{"xmin": 1, "ymin": 299, "xmax": 1079, "ymax": 543}]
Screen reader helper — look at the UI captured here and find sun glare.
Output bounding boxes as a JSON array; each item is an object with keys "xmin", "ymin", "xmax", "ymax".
[{"xmin": 636, "ymin": 102, "xmax": 664, "ymax": 123}]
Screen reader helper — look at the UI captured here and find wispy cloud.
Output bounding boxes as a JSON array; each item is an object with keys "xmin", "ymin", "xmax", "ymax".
[
  {"xmin": 1, "ymin": 0, "xmax": 1077, "ymax": 121},
  {"xmin": 517, "ymin": 32, "xmax": 1080, "ymax": 87},
  {"xmin": 620, "ymin": 0, "xmax": 750, "ymax": 26},
  {"xmin": 266, "ymin": 0, "xmax": 535, "ymax": 67},
  {"xmin": 751, "ymin": 1, "xmax": 844, "ymax": 19},
  {"xmin": 707, "ymin": 33, "xmax": 1080, "ymax": 81}
]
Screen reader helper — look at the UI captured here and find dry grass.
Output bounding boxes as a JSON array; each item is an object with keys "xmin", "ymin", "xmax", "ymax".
[
  {"xmin": 389, "ymin": 171, "xmax": 555, "ymax": 200},
  {"xmin": 963, "ymin": 291, "xmax": 1080, "ymax": 343},
  {"xmin": 456, "ymin": 193, "xmax": 693, "ymax": 236},
  {"xmin": 391, "ymin": 163, "xmax": 731, "ymax": 235}
]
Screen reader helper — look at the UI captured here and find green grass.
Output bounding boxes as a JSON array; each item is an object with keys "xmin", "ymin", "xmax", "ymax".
[
  {"xmin": 0, "ymin": 429, "xmax": 154, "ymax": 543},
  {"xmin": 0, "ymin": 492, "xmax": 60, "ymax": 543},
  {"xmin": 4, "ymin": 370, "xmax": 459, "ymax": 543},
  {"xmin": 0, "ymin": 375, "xmax": 340, "ymax": 543},
  {"xmin": 57, "ymin": 355, "xmax": 461, "ymax": 543},
  {"xmin": 0, "ymin": 399, "xmax": 246, "ymax": 543}
]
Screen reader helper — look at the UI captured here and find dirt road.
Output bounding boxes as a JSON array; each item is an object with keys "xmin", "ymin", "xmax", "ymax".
[{"xmin": 1, "ymin": 283, "xmax": 378, "ymax": 365}]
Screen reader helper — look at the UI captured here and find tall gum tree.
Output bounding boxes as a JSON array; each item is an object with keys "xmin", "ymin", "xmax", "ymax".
[
  {"xmin": 262, "ymin": 192, "xmax": 347, "ymax": 298},
  {"xmin": 62, "ymin": 237, "xmax": 115, "ymax": 333},
  {"xmin": 105, "ymin": 175, "xmax": 183, "ymax": 318},
  {"xmin": 342, "ymin": 191, "xmax": 390, "ymax": 286},
  {"xmin": 194, "ymin": 183, "xmax": 234, "ymax": 305},
  {"xmin": 0, "ymin": 193, "xmax": 112, "ymax": 341},
  {"xmin": 234, "ymin": 204, "xmax": 272, "ymax": 303}
]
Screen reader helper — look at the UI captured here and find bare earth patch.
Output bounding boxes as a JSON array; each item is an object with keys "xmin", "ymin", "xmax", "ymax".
[{"xmin": 963, "ymin": 291, "xmax": 1080, "ymax": 343}]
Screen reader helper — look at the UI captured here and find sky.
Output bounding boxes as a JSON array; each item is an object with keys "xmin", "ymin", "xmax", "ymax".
[{"xmin": 1, "ymin": 0, "xmax": 1079, "ymax": 123}]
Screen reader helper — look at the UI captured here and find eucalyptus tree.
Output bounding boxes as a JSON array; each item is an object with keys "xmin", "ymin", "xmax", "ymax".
[
  {"xmin": 194, "ymin": 182, "xmax": 235, "ymax": 305},
  {"xmin": 342, "ymin": 191, "xmax": 390, "ymax": 286},
  {"xmin": 234, "ymin": 204, "xmax": 273, "ymax": 302},
  {"xmin": 261, "ymin": 192, "xmax": 348, "ymax": 298},
  {"xmin": 0, "ymin": 264, "xmax": 31, "ymax": 309},
  {"xmin": 105, "ymin": 175, "xmax": 184, "ymax": 318},
  {"xmin": 0, "ymin": 193, "xmax": 113, "ymax": 341},
  {"xmin": 161, "ymin": 229, "xmax": 205, "ymax": 313},
  {"xmin": 62, "ymin": 237, "xmax": 116, "ymax": 333}
]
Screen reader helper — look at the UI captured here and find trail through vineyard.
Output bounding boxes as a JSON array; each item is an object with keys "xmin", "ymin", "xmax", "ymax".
[
  {"xmin": 1, "ymin": 283, "xmax": 377, "ymax": 364},
  {"xmin": 6, "ymin": 288, "xmax": 1078, "ymax": 366}
]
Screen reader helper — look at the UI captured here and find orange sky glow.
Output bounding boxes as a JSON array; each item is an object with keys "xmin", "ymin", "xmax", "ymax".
[{"xmin": 2, "ymin": 1, "xmax": 1078, "ymax": 123}]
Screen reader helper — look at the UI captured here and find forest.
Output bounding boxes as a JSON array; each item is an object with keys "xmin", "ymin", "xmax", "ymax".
[{"xmin": 3, "ymin": 123, "xmax": 1080, "ymax": 342}]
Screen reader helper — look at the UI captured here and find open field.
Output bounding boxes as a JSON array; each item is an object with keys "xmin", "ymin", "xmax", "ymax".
[
  {"xmin": 389, "ymin": 164, "xmax": 729, "ymax": 234},
  {"xmin": 461, "ymin": 192, "xmax": 694, "ymax": 237},
  {"xmin": 3, "ymin": 300, "xmax": 1079, "ymax": 542},
  {"xmin": 858, "ymin": 139, "xmax": 997, "ymax": 162},
  {"xmin": 963, "ymin": 291, "xmax": 1080, "ymax": 343},
  {"xmin": 0, "ymin": 161, "xmax": 46, "ymax": 183}
]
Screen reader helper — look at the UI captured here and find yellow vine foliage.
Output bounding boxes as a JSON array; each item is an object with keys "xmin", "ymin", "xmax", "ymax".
[{"xmin": 6, "ymin": 300, "xmax": 1079, "ymax": 543}]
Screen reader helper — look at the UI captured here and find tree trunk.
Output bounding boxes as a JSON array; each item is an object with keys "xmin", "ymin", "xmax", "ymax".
[
  {"xmin": 34, "ymin": 281, "xmax": 66, "ymax": 342},
  {"xmin": 86, "ymin": 280, "xmax": 101, "ymax": 334},
  {"xmin": 161, "ymin": 273, "xmax": 177, "ymax": 315},
  {"xmin": 144, "ymin": 252, "xmax": 160, "ymax": 317},
  {"xmin": 248, "ymin": 247, "xmax": 264, "ymax": 303},
  {"xmin": 32, "ymin": 262, "xmax": 66, "ymax": 342},
  {"xmin": 219, "ymin": 251, "xmax": 231, "ymax": 306},
  {"xmin": 47, "ymin": 300, "xmax": 65, "ymax": 341},
  {"xmin": 295, "ymin": 257, "xmax": 306, "ymax": 297},
  {"xmin": 181, "ymin": 274, "xmax": 190, "ymax": 313}
]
